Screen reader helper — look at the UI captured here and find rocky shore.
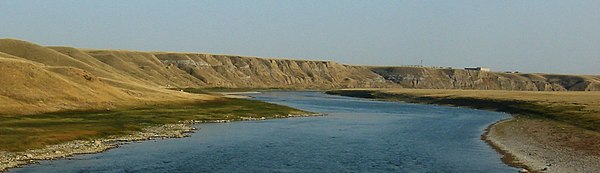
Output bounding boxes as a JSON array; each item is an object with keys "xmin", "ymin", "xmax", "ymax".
[
  {"xmin": 0, "ymin": 123, "xmax": 194, "ymax": 172},
  {"xmin": 485, "ymin": 118, "xmax": 600, "ymax": 173},
  {"xmin": 0, "ymin": 113, "xmax": 324, "ymax": 172}
]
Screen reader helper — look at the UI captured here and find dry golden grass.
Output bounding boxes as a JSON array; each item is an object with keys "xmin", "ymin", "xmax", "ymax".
[
  {"xmin": 368, "ymin": 88, "xmax": 600, "ymax": 110},
  {"xmin": 0, "ymin": 55, "xmax": 214, "ymax": 115},
  {"xmin": 0, "ymin": 39, "xmax": 217, "ymax": 115},
  {"xmin": 386, "ymin": 89, "xmax": 600, "ymax": 124}
]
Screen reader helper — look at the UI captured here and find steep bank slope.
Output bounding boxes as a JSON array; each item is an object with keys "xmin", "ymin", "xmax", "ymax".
[
  {"xmin": 152, "ymin": 53, "xmax": 391, "ymax": 88},
  {"xmin": 0, "ymin": 39, "xmax": 215, "ymax": 115},
  {"xmin": 370, "ymin": 66, "xmax": 600, "ymax": 91}
]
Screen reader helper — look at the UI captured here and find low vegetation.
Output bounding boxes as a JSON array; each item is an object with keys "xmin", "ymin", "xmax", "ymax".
[{"xmin": 0, "ymin": 94, "xmax": 308, "ymax": 152}]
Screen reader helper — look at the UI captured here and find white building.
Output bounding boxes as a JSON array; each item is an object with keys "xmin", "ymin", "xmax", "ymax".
[{"xmin": 464, "ymin": 67, "xmax": 491, "ymax": 72}]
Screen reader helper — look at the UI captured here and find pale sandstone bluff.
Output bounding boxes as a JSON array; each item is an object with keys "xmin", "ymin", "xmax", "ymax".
[
  {"xmin": 133, "ymin": 52, "xmax": 391, "ymax": 89},
  {"xmin": 370, "ymin": 66, "xmax": 600, "ymax": 91}
]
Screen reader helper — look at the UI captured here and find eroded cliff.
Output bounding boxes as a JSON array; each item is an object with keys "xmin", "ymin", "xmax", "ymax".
[
  {"xmin": 370, "ymin": 66, "xmax": 600, "ymax": 91},
  {"xmin": 152, "ymin": 53, "xmax": 391, "ymax": 88}
]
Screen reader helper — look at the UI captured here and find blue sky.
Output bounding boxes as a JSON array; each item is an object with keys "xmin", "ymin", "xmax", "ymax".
[{"xmin": 1, "ymin": 0, "xmax": 599, "ymax": 74}]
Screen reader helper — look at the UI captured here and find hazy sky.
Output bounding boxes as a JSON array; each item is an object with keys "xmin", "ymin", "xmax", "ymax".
[{"xmin": 1, "ymin": 0, "xmax": 599, "ymax": 75}]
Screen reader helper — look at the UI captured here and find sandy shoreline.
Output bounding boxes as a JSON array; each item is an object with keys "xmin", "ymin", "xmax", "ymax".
[
  {"xmin": 0, "ymin": 113, "xmax": 323, "ymax": 172},
  {"xmin": 482, "ymin": 119, "xmax": 532, "ymax": 172},
  {"xmin": 484, "ymin": 118, "xmax": 600, "ymax": 173}
]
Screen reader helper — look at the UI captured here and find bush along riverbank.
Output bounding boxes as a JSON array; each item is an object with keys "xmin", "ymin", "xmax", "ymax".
[{"xmin": 326, "ymin": 89, "xmax": 600, "ymax": 173}]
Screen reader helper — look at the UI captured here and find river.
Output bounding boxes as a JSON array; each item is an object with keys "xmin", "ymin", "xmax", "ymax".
[{"xmin": 10, "ymin": 91, "xmax": 516, "ymax": 172}]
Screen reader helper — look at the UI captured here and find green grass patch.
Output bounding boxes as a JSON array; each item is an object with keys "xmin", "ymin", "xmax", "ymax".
[{"xmin": 0, "ymin": 98, "xmax": 308, "ymax": 152}]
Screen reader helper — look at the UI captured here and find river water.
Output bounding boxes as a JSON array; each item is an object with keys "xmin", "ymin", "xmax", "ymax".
[{"xmin": 10, "ymin": 92, "xmax": 516, "ymax": 172}]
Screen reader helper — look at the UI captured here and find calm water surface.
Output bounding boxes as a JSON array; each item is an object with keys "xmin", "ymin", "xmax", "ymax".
[{"xmin": 11, "ymin": 92, "xmax": 516, "ymax": 172}]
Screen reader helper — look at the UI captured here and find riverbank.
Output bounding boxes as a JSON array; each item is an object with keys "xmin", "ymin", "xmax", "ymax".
[
  {"xmin": 485, "ymin": 118, "xmax": 600, "ymax": 173},
  {"xmin": 1, "ymin": 112, "xmax": 323, "ymax": 172},
  {"xmin": 0, "ymin": 93, "xmax": 318, "ymax": 172},
  {"xmin": 326, "ymin": 89, "xmax": 600, "ymax": 173},
  {"xmin": 0, "ymin": 123, "xmax": 195, "ymax": 171}
]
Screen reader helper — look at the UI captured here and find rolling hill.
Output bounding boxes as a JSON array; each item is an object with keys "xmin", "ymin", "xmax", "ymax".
[{"xmin": 1, "ymin": 38, "xmax": 598, "ymax": 114}]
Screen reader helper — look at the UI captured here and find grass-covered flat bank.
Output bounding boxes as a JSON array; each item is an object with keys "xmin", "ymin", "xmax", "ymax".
[
  {"xmin": 326, "ymin": 89, "xmax": 600, "ymax": 173},
  {"xmin": 1, "ymin": 90, "xmax": 314, "ymax": 171},
  {"xmin": 0, "ymin": 96, "xmax": 308, "ymax": 152}
]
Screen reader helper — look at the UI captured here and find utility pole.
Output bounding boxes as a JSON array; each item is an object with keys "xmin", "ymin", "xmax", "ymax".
[{"xmin": 419, "ymin": 59, "xmax": 423, "ymax": 67}]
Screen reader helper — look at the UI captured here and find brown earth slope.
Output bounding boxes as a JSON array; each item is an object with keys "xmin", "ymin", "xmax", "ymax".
[{"xmin": 0, "ymin": 39, "xmax": 215, "ymax": 115}]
